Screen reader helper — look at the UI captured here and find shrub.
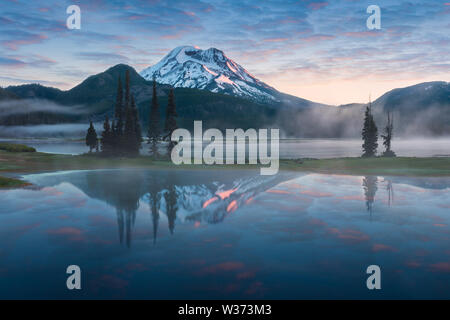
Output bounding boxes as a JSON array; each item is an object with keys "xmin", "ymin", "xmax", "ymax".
[{"xmin": 0, "ymin": 143, "xmax": 36, "ymax": 152}]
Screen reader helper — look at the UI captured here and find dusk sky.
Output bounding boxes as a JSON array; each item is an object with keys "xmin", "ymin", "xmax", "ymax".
[{"xmin": 0, "ymin": 0, "xmax": 449, "ymax": 105}]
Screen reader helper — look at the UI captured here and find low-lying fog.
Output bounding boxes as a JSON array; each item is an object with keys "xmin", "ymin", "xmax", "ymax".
[
  {"xmin": 0, "ymin": 123, "xmax": 103, "ymax": 138},
  {"xmin": 1, "ymin": 123, "xmax": 448, "ymax": 158}
]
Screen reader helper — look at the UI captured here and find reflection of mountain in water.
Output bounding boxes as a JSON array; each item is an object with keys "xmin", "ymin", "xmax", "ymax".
[
  {"xmin": 25, "ymin": 170, "xmax": 450, "ymax": 246},
  {"xmin": 26, "ymin": 169, "xmax": 298, "ymax": 246}
]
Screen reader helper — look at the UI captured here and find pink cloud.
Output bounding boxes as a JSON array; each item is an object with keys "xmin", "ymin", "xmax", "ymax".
[
  {"xmin": 3, "ymin": 34, "xmax": 48, "ymax": 50},
  {"xmin": 342, "ymin": 31, "xmax": 382, "ymax": 38},
  {"xmin": 302, "ymin": 35, "xmax": 335, "ymax": 42},
  {"xmin": 263, "ymin": 38, "xmax": 289, "ymax": 42},
  {"xmin": 308, "ymin": 2, "xmax": 329, "ymax": 10}
]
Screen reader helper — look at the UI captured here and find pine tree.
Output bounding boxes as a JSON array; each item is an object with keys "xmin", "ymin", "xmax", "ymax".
[
  {"xmin": 148, "ymin": 78, "xmax": 160, "ymax": 157},
  {"xmin": 164, "ymin": 88, "xmax": 178, "ymax": 155},
  {"xmin": 125, "ymin": 70, "xmax": 130, "ymax": 112},
  {"xmin": 85, "ymin": 121, "xmax": 98, "ymax": 153},
  {"xmin": 101, "ymin": 115, "xmax": 113, "ymax": 155},
  {"xmin": 131, "ymin": 95, "xmax": 142, "ymax": 152},
  {"xmin": 120, "ymin": 70, "xmax": 131, "ymax": 156},
  {"xmin": 381, "ymin": 111, "xmax": 396, "ymax": 157},
  {"xmin": 123, "ymin": 95, "xmax": 141, "ymax": 156},
  {"xmin": 113, "ymin": 76, "xmax": 124, "ymax": 154},
  {"xmin": 124, "ymin": 97, "xmax": 137, "ymax": 156},
  {"xmin": 362, "ymin": 102, "xmax": 378, "ymax": 157}
]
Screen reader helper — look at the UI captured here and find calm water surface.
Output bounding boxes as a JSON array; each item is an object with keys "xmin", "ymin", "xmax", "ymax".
[
  {"xmin": 0, "ymin": 169, "xmax": 449, "ymax": 299},
  {"xmin": 1, "ymin": 138, "xmax": 449, "ymax": 158}
]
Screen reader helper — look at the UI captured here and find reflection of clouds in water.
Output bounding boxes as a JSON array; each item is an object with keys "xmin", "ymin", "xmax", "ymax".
[
  {"xmin": 326, "ymin": 228, "xmax": 369, "ymax": 243},
  {"xmin": 0, "ymin": 169, "xmax": 449, "ymax": 298},
  {"xmin": 429, "ymin": 262, "xmax": 450, "ymax": 273},
  {"xmin": 372, "ymin": 243, "xmax": 397, "ymax": 252}
]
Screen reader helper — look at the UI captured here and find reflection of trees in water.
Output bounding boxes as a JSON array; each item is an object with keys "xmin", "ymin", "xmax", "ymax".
[
  {"xmin": 147, "ymin": 173, "xmax": 163, "ymax": 245},
  {"xmin": 362, "ymin": 176, "xmax": 378, "ymax": 214},
  {"xmin": 85, "ymin": 170, "xmax": 143, "ymax": 247},
  {"xmin": 385, "ymin": 179, "xmax": 394, "ymax": 206},
  {"xmin": 164, "ymin": 183, "xmax": 178, "ymax": 235},
  {"xmin": 65, "ymin": 169, "xmax": 297, "ymax": 247}
]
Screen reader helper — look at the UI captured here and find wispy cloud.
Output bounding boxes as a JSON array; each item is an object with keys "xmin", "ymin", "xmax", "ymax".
[{"xmin": 0, "ymin": 0, "xmax": 448, "ymax": 104}]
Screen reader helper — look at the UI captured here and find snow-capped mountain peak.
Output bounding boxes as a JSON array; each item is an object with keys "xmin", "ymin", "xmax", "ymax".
[{"xmin": 140, "ymin": 46, "xmax": 279, "ymax": 102}]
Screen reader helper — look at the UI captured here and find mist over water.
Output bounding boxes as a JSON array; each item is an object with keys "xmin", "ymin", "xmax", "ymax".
[
  {"xmin": 277, "ymin": 105, "xmax": 450, "ymax": 138},
  {"xmin": 1, "ymin": 136, "xmax": 449, "ymax": 158},
  {"xmin": 279, "ymin": 138, "xmax": 450, "ymax": 158},
  {"xmin": 0, "ymin": 99, "xmax": 84, "ymax": 117},
  {"xmin": 0, "ymin": 123, "xmax": 103, "ymax": 138}
]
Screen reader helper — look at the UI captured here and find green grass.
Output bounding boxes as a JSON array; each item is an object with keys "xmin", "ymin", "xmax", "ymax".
[
  {"xmin": 0, "ymin": 148, "xmax": 449, "ymax": 188},
  {"xmin": 0, "ymin": 142, "xmax": 36, "ymax": 153},
  {"xmin": 281, "ymin": 157, "xmax": 450, "ymax": 176},
  {"xmin": 0, "ymin": 176, "xmax": 30, "ymax": 188}
]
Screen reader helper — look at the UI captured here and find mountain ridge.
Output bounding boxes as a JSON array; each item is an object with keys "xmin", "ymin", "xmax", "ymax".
[
  {"xmin": 140, "ymin": 45, "xmax": 281, "ymax": 103},
  {"xmin": 1, "ymin": 60, "xmax": 449, "ymax": 136}
]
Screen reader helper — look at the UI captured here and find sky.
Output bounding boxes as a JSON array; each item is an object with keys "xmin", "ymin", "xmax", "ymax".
[{"xmin": 0, "ymin": 0, "xmax": 449, "ymax": 105}]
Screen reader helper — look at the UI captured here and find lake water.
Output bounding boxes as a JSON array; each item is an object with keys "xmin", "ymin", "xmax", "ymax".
[
  {"xmin": 0, "ymin": 168, "xmax": 448, "ymax": 299},
  {"xmin": 1, "ymin": 138, "xmax": 449, "ymax": 158}
]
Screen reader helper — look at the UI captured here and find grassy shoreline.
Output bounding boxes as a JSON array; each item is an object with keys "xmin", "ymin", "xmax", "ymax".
[{"xmin": 1, "ymin": 149, "xmax": 449, "ymax": 188}]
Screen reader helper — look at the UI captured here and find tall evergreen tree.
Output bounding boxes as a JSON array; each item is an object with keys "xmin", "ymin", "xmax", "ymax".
[
  {"xmin": 131, "ymin": 95, "xmax": 142, "ymax": 151},
  {"xmin": 123, "ymin": 95, "xmax": 141, "ymax": 156},
  {"xmin": 101, "ymin": 115, "xmax": 113, "ymax": 155},
  {"xmin": 148, "ymin": 78, "xmax": 160, "ymax": 157},
  {"xmin": 381, "ymin": 111, "xmax": 396, "ymax": 157},
  {"xmin": 124, "ymin": 98, "xmax": 137, "ymax": 156},
  {"xmin": 124, "ymin": 70, "xmax": 130, "ymax": 111},
  {"xmin": 164, "ymin": 88, "xmax": 178, "ymax": 155},
  {"xmin": 361, "ymin": 102, "xmax": 378, "ymax": 157},
  {"xmin": 113, "ymin": 76, "xmax": 124, "ymax": 153},
  {"xmin": 85, "ymin": 121, "xmax": 98, "ymax": 153}
]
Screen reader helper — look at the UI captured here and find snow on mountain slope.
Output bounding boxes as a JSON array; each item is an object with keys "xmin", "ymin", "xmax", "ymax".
[{"xmin": 140, "ymin": 46, "xmax": 280, "ymax": 103}]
